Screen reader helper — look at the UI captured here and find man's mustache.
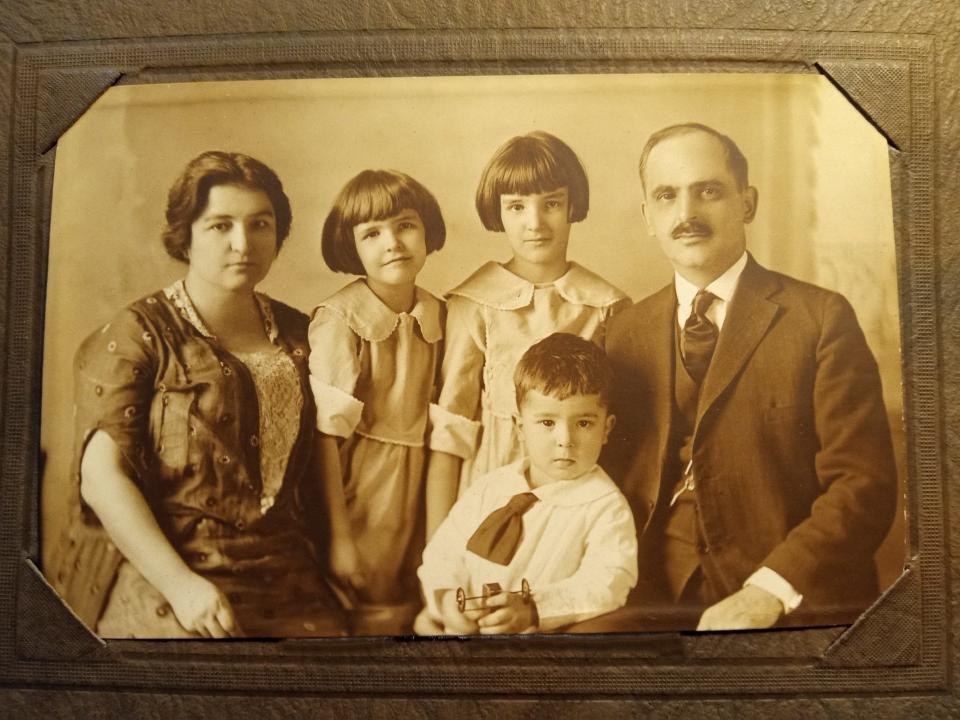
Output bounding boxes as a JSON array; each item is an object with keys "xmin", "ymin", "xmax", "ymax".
[{"xmin": 672, "ymin": 220, "xmax": 713, "ymax": 239}]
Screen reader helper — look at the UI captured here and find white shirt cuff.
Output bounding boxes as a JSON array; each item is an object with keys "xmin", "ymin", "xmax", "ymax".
[
  {"xmin": 428, "ymin": 403, "xmax": 482, "ymax": 459},
  {"xmin": 309, "ymin": 377, "xmax": 363, "ymax": 438},
  {"xmin": 744, "ymin": 566, "xmax": 803, "ymax": 615}
]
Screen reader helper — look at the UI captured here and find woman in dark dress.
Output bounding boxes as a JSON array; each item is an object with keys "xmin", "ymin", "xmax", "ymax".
[{"xmin": 51, "ymin": 151, "xmax": 354, "ymax": 638}]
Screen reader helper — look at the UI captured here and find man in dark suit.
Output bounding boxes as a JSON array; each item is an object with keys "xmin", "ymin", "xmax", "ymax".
[{"xmin": 603, "ymin": 123, "xmax": 897, "ymax": 630}]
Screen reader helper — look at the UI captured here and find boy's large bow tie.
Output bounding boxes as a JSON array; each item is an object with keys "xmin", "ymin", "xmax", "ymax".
[{"xmin": 466, "ymin": 492, "xmax": 539, "ymax": 565}]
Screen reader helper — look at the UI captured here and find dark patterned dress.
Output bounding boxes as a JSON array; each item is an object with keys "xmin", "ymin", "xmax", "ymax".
[{"xmin": 51, "ymin": 281, "xmax": 347, "ymax": 638}]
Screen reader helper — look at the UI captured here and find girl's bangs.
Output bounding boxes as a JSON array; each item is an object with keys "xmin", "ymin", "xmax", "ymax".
[
  {"xmin": 342, "ymin": 179, "xmax": 409, "ymax": 225},
  {"xmin": 496, "ymin": 153, "xmax": 568, "ymax": 196}
]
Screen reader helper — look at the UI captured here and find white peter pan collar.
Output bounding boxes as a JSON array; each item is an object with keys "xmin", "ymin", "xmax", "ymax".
[
  {"xmin": 448, "ymin": 262, "xmax": 628, "ymax": 311},
  {"xmin": 317, "ymin": 278, "xmax": 443, "ymax": 344},
  {"xmin": 492, "ymin": 460, "xmax": 621, "ymax": 507}
]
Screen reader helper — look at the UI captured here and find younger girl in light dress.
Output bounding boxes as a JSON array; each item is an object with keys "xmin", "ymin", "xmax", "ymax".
[
  {"xmin": 309, "ymin": 169, "xmax": 446, "ymax": 635},
  {"xmin": 425, "ymin": 131, "xmax": 631, "ymax": 538}
]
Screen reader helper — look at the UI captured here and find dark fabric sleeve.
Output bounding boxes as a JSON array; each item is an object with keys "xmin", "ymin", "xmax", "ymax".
[
  {"xmin": 51, "ymin": 303, "xmax": 162, "ymax": 630},
  {"xmin": 73, "ymin": 304, "xmax": 160, "ymax": 492},
  {"xmin": 761, "ymin": 292, "xmax": 898, "ymax": 597}
]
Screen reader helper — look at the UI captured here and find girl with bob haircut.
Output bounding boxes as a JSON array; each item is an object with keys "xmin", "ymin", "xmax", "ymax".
[
  {"xmin": 52, "ymin": 151, "xmax": 350, "ymax": 638},
  {"xmin": 474, "ymin": 130, "xmax": 590, "ymax": 231},
  {"xmin": 425, "ymin": 131, "xmax": 630, "ymax": 539},
  {"xmin": 309, "ymin": 168, "xmax": 447, "ymax": 634},
  {"xmin": 321, "ymin": 169, "xmax": 446, "ymax": 273}
]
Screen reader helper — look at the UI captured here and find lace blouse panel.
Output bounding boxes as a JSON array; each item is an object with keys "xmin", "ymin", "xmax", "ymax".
[{"xmin": 234, "ymin": 347, "xmax": 304, "ymax": 513}]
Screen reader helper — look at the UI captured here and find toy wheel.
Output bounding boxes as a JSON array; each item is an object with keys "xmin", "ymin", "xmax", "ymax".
[
  {"xmin": 520, "ymin": 578, "xmax": 531, "ymax": 603},
  {"xmin": 456, "ymin": 587, "xmax": 466, "ymax": 613}
]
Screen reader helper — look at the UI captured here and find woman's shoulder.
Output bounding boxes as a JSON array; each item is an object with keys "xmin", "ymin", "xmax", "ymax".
[
  {"xmin": 256, "ymin": 293, "xmax": 311, "ymax": 346},
  {"xmin": 261, "ymin": 294, "xmax": 310, "ymax": 328},
  {"xmin": 74, "ymin": 289, "xmax": 174, "ymax": 369},
  {"xmin": 79, "ymin": 289, "xmax": 174, "ymax": 342}
]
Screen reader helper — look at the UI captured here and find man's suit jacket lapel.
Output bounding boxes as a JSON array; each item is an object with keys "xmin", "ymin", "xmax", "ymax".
[
  {"xmin": 614, "ymin": 283, "xmax": 675, "ymax": 531},
  {"xmin": 697, "ymin": 256, "xmax": 782, "ymax": 424},
  {"xmin": 647, "ymin": 285, "xmax": 677, "ymax": 492}
]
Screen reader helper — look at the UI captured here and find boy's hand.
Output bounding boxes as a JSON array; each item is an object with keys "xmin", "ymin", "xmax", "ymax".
[
  {"xmin": 476, "ymin": 590, "xmax": 538, "ymax": 635},
  {"xmin": 438, "ymin": 589, "xmax": 482, "ymax": 635},
  {"xmin": 165, "ymin": 571, "xmax": 241, "ymax": 638}
]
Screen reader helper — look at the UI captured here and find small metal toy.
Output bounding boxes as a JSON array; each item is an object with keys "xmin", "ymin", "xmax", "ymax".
[{"xmin": 456, "ymin": 578, "xmax": 531, "ymax": 613}]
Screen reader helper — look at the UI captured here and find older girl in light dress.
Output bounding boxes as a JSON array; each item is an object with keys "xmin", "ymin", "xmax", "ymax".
[{"xmin": 425, "ymin": 131, "xmax": 630, "ymax": 538}]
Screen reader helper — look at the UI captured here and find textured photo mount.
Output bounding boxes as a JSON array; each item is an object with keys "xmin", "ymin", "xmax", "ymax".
[{"xmin": 3, "ymin": 28, "xmax": 941, "ymax": 698}]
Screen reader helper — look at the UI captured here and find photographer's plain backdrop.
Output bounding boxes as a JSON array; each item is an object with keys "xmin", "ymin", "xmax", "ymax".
[{"xmin": 40, "ymin": 73, "xmax": 905, "ymax": 597}]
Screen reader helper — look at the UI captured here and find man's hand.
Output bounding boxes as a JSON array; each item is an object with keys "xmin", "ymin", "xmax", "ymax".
[
  {"xmin": 476, "ymin": 590, "xmax": 538, "ymax": 635},
  {"xmin": 696, "ymin": 584, "xmax": 784, "ymax": 631}
]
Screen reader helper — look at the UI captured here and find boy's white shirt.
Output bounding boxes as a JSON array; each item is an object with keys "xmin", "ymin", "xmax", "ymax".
[{"xmin": 418, "ymin": 460, "xmax": 638, "ymax": 631}]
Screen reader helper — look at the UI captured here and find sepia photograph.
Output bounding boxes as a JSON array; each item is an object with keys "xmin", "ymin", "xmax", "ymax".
[{"xmin": 39, "ymin": 72, "xmax": 905, "ymax": 639}]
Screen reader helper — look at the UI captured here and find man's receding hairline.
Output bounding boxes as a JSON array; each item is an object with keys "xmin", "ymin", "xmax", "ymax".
[{"xmin": 639, "ymin": 124, "xmax": 745, "ymax": 191}]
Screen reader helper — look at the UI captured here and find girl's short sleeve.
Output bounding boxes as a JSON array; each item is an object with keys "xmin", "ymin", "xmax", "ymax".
[
  {"xmin": 73, "ymin": 307, "xmax": 159, "ymax": 482},
  {"xmin": 307, "ymin": 306, "xmax": 364, "ymax": 438},
  {"xmin": 430, "ymin": 295, "xmax": 485, "ymax": 458}
]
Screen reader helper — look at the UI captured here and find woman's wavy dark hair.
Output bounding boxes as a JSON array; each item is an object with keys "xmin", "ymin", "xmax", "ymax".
[{"xmin": 162, "ymin": 151, "xmax": 293, "ymax": 263}]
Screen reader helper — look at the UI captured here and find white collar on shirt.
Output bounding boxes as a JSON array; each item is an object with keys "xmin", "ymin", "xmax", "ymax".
[
  {"xmin": 316, "ymin": 278, "xmax": 443, "ymax": 344},
  {"xmin": 674, "ymin": 251, "xmax": 748, "ymax": 331},
  {"xmin": 447, "ymin": 261, "xmax": 628, "ymax": 311},
  {"xmin": 488, "ymin": 460, "xmax": 621, "ymax": 507}
]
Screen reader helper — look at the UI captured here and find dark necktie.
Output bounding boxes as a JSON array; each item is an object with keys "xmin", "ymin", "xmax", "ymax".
[
  {"xmin": 681, "ymin": 290, "xmax": 718, "ymax": 384},
  {"xmin": 466, "ymin": 492, "xmax": 539, "ymax": 565}
]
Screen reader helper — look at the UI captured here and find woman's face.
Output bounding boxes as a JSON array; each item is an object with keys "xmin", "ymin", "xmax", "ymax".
[{"xmin": 186, "ymin": 184, "xmax": 278, "ymax": 293}]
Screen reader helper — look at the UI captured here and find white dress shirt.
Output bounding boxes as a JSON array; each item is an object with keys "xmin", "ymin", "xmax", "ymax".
[
  {"xmin": 418, "ymin": 461, "xmax": 638, "ymax": 631},
  {"xmin": 673, "ymin": 252, "xmax": 803, "ymax": 615}
]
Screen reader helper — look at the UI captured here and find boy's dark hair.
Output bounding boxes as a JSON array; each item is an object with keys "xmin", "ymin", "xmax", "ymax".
[
  {"xmin": 475, "ymin": 130, "xmax": 590, "ymax": 232},
  {"xmin": 163, "ymin": 151, "xmax": 293, "ymax": 263},
  {"xmin": 638, "ymin": 122, "xmax": 750, "ymax": 192},
  {"xmin": 321, "ymin": 169, "xmax": 446, "ymax": 275},
  {"xmin": 514, "ymin": 332, "xmax": 613, "ymax": 410}
]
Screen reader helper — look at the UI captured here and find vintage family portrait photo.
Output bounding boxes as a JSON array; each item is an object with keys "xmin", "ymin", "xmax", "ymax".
[{"xmin": 37, "ymin": 72, "xmax": 905, "ymax": 639}]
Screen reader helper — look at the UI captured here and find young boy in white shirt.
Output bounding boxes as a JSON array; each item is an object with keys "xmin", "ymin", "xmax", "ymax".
[{"xmin": 416, "ymin": 332, "xmax": 638, "ymax": 634}]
